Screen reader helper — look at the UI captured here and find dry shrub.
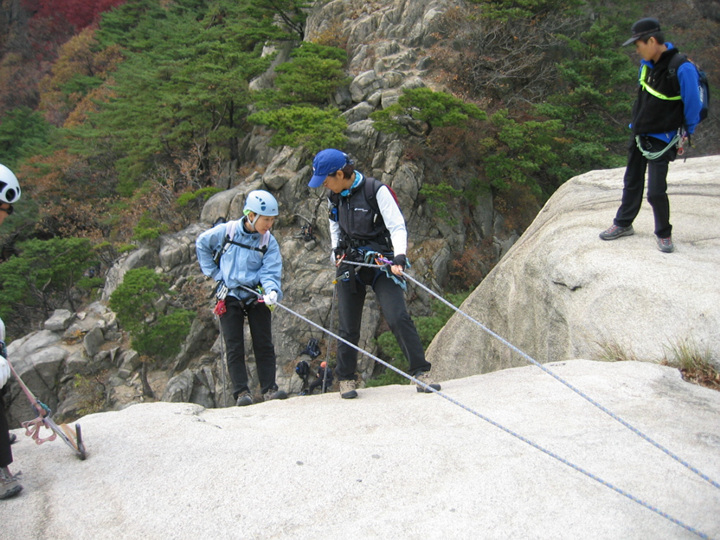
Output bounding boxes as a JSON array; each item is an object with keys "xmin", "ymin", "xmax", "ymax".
[
  {"xmin": 448, "ymin": 238, "xmax": 495, "ymax": 291},
  {"xmin": 311, "ymin": 20, "xmax": 349, "ymax": 53},
  {"xmin": 493, "ymin": 183, "xmax": 541, "ymax": 233}
]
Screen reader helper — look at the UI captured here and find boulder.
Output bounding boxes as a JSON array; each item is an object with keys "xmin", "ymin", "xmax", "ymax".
[
  {"xmin": 5, "ymin": 345, "xmax": 68, "ymax": 426},
  {"xmin": 43, "ymin": 310, "xmax": 75, "ymax": 332},
  {"xmin": 82, "ymin": 327, "xmax": 105, "ymax": 358},
  {"xmin": 427, "ymin": 155, "xmax": 720, "ymax": 382},
  {"xmin": 158, "ymin": 224, "xmax": 206, "ymax": 272},
  {"xmin": 162, "ymin": 369, "xmax": 195, "ymax": 403}
]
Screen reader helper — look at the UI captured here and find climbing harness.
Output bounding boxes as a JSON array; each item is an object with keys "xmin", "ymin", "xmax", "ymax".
[
  {"xmin": 238, "ymin": 283, "xmax": 712, "ymax": 539},
  {"xmin": 335, "ymin": 249, "xmax": 407, "ymax": 291},
  {"xmin": 349, "ymin": 258, "xmax": 720, "ymax": 493}
]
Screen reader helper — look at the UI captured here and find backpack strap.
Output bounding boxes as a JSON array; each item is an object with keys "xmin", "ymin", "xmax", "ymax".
[
  {"xmin": 364, "ymin": 176, "xmax": 381, "ymax": 214},
  {"xmin": 217, "ymin": 220, "xmax": 269, "ymax": 262},
  {"xmin": 666, "ymin": 53, "xmax": 689, "ymax": 96}
]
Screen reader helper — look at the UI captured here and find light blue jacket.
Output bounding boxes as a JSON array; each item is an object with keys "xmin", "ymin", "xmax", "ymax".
[{"xmin": 196, "ymin": 217, "xmax": 283, "ymax": 302}]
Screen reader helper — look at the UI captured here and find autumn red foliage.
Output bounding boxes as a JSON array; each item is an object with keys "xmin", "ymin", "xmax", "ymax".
[{"xmin": 23, "ymin": 0, "xmax": 126, "ymax": 32}]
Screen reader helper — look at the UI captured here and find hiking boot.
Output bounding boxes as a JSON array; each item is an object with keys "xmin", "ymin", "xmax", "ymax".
[
  {"xmin": 339, "ymin": 379, "xmax": 358, "ymax": 399},
  {"xmin": 263, "ymin": 388, "xmax": 288, "ymax": 402},
  {"xmin": 1, "ymin": 467, "xmax": 23, "ymax": 500},
  {"xmin": 9, "ymin": 433, "xmax": 16, "ymax": 445},
  {"xmin": 235, "ymin": 391, "xmax": 253, "ymax": 407},
  {"xmin": 599, "ymin": 224, "xmax": 634, "ymax": 241},
  {"xmin": 415, "ymin": 371, "xmax": 441, "ymax": 393},
  {"xmin": 656, "ymin": 236, "xmax": 675, "ymax": 253}
]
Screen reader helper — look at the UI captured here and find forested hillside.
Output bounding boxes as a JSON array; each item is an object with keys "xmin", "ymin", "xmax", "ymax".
[{"xmin": 0, "ymin": 0, "xmax": 718, "ymax": 341}]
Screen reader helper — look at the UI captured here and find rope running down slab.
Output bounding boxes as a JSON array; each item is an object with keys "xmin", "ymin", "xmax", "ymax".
[
  {"xmin": 239, "ymin": 284, "xmax": 712, "ymax": 539},
  {"xmin": 349, "ymin": 259, "xmax": 720, "ymax": 492}
]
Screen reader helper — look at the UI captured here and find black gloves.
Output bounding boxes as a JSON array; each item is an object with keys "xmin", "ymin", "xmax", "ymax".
[{"xmin": 392, "ymin": 254, "xmax": 407, "ymax": 269}]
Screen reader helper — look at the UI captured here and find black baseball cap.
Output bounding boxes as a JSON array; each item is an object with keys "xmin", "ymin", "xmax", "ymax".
[{"xmin": 622, "ymin": 17, "xmax": 661, "ymax": 46}]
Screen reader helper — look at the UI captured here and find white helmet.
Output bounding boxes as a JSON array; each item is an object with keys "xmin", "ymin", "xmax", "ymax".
[
  {"xmin": 0, "ymin": 164, "xmax": 21, "ymax": 204},
  {"xmin": 243, "ymin": 190, "xmax": 278, "ymax": 216}
]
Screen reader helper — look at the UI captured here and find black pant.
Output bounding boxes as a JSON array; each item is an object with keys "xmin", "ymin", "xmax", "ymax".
[
  {"xmin": 615, "ymin": 136, "xmax": 676, "ymax": 239},
  {"xmin": 335, "ymin": 266, "xmax": 431, "ymax": 381},
  {"xmin": 219, "ymin": 296, "xmax": 277, "ymax": 399},
  {"xmin": 308, "ymin": 376, "xmax": 332, "ymax": 394},
  {"xmin": 0, "ymin": 389, "xmax": 12, "ymax": 468}
]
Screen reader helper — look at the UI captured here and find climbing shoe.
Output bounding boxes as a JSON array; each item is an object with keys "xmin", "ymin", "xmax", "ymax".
[
  {"xmin": 0, "ymin": 467, "xmax": 22, "ymax": 500},
  {"xmin": 656, "ymin": 236, "xmax": 675, "ymax": 253},
  {"xmin": 235, "ymin": 391, "xmax": 253, "ymax": 407},
  {"xmin": 339, "ymin": 380, "xmax": 358, "ymax": 399},
  {"xmin": 599, "ymin": 224, "xmax": 634, "ymax": 241},
  {"xmin": 263, "ymin": 388, "xmax": 288, "ymax": 401},
  {"xmin": 415, "ymin": 371, "xmax": 441, "ymax": 393}
]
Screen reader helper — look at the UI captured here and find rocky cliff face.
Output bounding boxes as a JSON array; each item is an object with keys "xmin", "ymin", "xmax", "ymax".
[{"xmin": 5, "ymin": 0, "xmax": 517, "ymax": 424}]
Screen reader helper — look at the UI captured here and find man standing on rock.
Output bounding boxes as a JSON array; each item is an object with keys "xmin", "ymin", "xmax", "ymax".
[
  {"xmin": 600, "ymin": 18, "xmax": 703, "ymax": 253},
  {"xmin": 0, "ymin": 163, "xmax": 23, "ymax": 499},
  {"xmin": 308, "ymin": 148, "xmax": 440, "ymax": 399}
]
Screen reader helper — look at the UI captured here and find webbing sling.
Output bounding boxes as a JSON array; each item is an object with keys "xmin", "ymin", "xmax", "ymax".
[{"xmin": 635, "ymin": 131, "xmax": 681, "ymax": 160}]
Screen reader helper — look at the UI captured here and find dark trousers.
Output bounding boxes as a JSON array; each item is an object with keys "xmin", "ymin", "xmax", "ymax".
[
  {"xmin": 219, "ymin": 296, "xmax": 277, "ymax": 399},
  {"xmin": 335, "ymin": 266, "xmax": 431, "ymax": 381},
  {"xmin": 308, "ymin": 375, "xmax": 332, "ymax": 394},
  {"xmin": 615, "ymin": 136, "xmax": 676, "ymax": 239},
  {"xmin": 1, "ymin": 390, "xmax": 12, "ymax": 468}
]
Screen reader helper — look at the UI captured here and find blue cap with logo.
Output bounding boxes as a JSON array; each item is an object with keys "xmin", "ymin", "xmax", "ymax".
[{"xmin": 308, "ymin": 149, "xmax": 350, "ymax": 188}]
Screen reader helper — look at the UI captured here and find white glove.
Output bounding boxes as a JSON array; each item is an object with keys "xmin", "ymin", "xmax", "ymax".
[
  {"xmin": 0, "ymin": 356, "xmax": 10, "ymax": 389},
  {"xmin": 263, "ymin": 290, "xmax": 278, "ymax": 306},
  {"xmin": 215, "ymin": 282, "xmax": 229, "ymax": 300}
]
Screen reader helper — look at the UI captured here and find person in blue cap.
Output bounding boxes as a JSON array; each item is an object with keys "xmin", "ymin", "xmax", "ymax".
[
  {"xmin": 599, "ymin": 17, "xmax": 703, "ymax": 253},
  {"xmin": 308, "ymin": 149, "xmax": 440, "ymax": 399}
]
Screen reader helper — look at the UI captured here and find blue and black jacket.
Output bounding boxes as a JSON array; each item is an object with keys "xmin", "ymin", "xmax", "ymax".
[{"xmin": 631, "ymin": 43, "xmax": 703, "ymax": 142}]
